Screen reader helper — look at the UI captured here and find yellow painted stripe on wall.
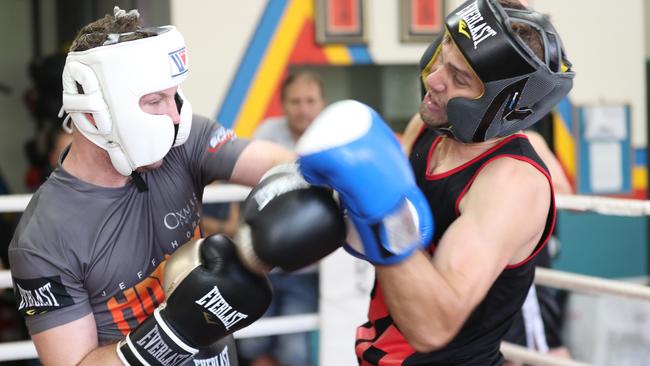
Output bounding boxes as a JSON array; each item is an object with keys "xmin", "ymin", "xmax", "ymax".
[
  {"xmin": 633, "ymin": 166, "xmax": 647, "ymax": 190},
  {"xmin": 234, "ymin": 0, "xmax": 310, "ymax": 137},
  {"xmin": 323, "ymin": 44, "xmax": 353, "ymax": 64},
  {"xmin": 553, "ymin": 113, "xmax": 576, "ymax": 180}
]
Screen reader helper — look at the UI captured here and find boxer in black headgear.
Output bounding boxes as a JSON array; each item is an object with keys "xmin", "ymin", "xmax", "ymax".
[
  {"xmin": 355, "ymin": 1, "xmax": 574, "ymax": 365},
  {"xmin": 418, "ymin": 0, "xmax": 573, "ymax": 143}
]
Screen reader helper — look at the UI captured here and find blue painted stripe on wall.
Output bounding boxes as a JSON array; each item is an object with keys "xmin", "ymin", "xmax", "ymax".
[
  {"xmin": 348, "ymin": 45, "xmax": 372, "ymax": 64},
  {"xmin": 216, "ymin": 0, "xmax": 288, "ymax": 127},
  {"xmin": 556, "ymin": 97, "xmax": 573, "ymax": 134},
  {"xmin": 635, "ymin": 148, "xmax": 647, "ymax": 165}
]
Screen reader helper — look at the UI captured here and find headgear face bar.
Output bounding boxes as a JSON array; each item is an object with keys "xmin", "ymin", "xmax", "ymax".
[
  {"xmin": 420, "ymin": 0, "xmax": 574, "ymax": 143},
  {"xmin": 60, "ymin": 25, "xmax": 192, "ymax": 176}
]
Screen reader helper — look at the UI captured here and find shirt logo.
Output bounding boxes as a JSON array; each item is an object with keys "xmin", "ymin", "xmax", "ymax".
[
  {"xmin": 13, "ymin": 276, "xmax": 74, "ymax": 316},
  {"xmin": 208, "ymin": 127, "xmax": 236, "ymax": 153},
  {"xmin": 163, "ymin": 193, "xmax": 200, "ymax": 231},
  {"xmin": 455, "ymin": 1, "xmax": 497, "ymax": 49},
  {"xmin": 107, "ymin": 257, "xmax": 168, "ymax": 336},
  {"xmin": 169, "ymin": 47, "xmax": 189, "ymax": 77}
]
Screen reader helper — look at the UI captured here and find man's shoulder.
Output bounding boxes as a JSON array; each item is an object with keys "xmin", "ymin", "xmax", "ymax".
[
  {"xmin": 11, "ymin": 179, "xmax": 100, "ymax": 252},
  {"xmin": 191, "ymin": 114, "xmax": 214, "ymax": 125},
  {"xmin": 185, "ymin": 114, "xmax": 239, "ymax": 145},
  {"xmin": 189, "ymin": 114, "xmax": 216, "ymax": 133},
  {"xmin": 467, "ymin": 155, "xmax": 551, "ymax": 219},
  {"xmin": 177, "ymin": 114, "xmax": 220, "ymax": 153},
  {"xmin": 11, "ymin": 188, "xmax": 67, "ymax": 246}
]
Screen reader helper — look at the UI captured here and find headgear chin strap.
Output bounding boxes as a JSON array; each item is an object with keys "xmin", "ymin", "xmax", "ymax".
[
  {"xmin": 60, "ymin": 26, "xmax": 192, "ymax": 176},
  {"xmin": 421, "ymin": 0, "xmax": 574, "ymax": 143}
]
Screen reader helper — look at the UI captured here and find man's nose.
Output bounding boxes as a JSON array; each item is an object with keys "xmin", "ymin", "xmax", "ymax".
[
  {"xmin": 169, "ymin": 100, "xmax": 181, "ymax": 124},
  {"xmin": 426, "ymin": 68, "xmax": 446, "ymax": 93}
]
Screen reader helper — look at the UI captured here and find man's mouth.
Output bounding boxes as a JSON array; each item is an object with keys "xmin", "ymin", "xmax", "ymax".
[{"xmin": 425, "ymin": 92, "xmax": 442, "ymax": 112}]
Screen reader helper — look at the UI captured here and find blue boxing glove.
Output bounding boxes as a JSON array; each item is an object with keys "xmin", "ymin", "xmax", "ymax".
[{"xmin": 296, "ymin": 100, "xmax": 433, "ymax": 265}]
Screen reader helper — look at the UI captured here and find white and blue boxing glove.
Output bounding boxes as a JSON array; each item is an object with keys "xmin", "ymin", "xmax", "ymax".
[{"xmin": 296, "ymin": 100, "xmax": 433, "ymax": 265}]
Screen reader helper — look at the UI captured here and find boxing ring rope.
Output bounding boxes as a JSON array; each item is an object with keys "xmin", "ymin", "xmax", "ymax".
[
  {"xmin": 0, "ymin": 186, "xmax": 649, "ymax": 365},
  {"xmin": 1, "ymin": 190, "xmax": 646, "ymax": 215},
  {"xmin": 555, "ymin": 194, "xmax": 650, "ymax": 216},
  {"xmin": 0, "ymin": 315, "xmax": 322, "ymax": 362},
  {"xmin": 0, "ymin": 194, "xmax": 32, "ymax": 213},
  {"xmin": 535, "ymin": 267, "xmax": 650, "ymax": 300},
  {"xmin": 500, "ymin": 343, "xmax": 593, "ymax": 366}
]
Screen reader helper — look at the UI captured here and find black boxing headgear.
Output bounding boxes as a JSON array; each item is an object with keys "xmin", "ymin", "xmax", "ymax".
[{"xmin": 420, "ymin": 0, "xmax": 574, "ymax": 143}]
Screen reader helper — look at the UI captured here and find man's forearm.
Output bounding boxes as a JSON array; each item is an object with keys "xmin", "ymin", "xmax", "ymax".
[
  {"xmin": 375, "ymin": 251, "xmax": 465, "ymax": 352},
  {"xmin": 78, "ymin": 343, "xmax": 122, "ymax": 366}
]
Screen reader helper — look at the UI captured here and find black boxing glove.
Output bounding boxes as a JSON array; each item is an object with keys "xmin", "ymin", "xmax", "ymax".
[
  {"xmin": 187, "ymin": 335, "xmax": 238, "ymax": 366},
  {"xmin": 237, "ymin": 163, "xmax": 347, "ymax": 274},
  {"xmin": 117, "ymin": 235, "xmax": 271, "ymax": 366}
]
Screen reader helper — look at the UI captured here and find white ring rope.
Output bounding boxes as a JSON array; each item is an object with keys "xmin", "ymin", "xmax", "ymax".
[
  {"xmin": 0, "ymin": 314, "xmax": 320, "ymax": 362},
  {"xmin": 0, "ymin": 184, "xmax": 252, "ymax": 213},
  {"xmin": 0, "ymin": 194, "xmax": 33, "ymax": 213},
  {"xmin": 555, "ymin": 193, "xmax": 650, "ymax": 216},
  {"xmin": 0, "ymin": 187, "xmax": 648, "ymax": 364},
  {"xmin": 500, "ymin": 342, "xmax": 594, "ymax": 366},
  {"xmin": 201, "ymin": 184, "xmax": 251, "ymax": 204},
  {"xmin": 234, "ymin": 313, "xmax": 319, "ymax": 338},
  {"xmin": 535, "ymin": 267, "xmax": 650, "ymax": 300},
  {"xmin": 0, "ymin": 270, "xmax": 10, "ymax": 290},
  {"xmin": 0, "ymin": 189, "xmax": 648, "ymax": 215},
  {"xmin": 0, "ymin": 337, "xmax": 598, "ymax": 366},
  {"xmin": 0, "ymin": 340, "xmax": 36, "ymax": 362}
]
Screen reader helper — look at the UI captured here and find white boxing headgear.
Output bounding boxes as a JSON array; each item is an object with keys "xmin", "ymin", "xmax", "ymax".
[{"xmin": 60, "ymin": 26, "xmax": 192, "ymax": 176}]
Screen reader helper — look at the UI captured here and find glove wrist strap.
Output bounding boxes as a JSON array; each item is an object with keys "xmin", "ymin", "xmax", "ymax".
[{"xmin": 116, "ymin": 307, "xmax": 198, "ymax": 366}]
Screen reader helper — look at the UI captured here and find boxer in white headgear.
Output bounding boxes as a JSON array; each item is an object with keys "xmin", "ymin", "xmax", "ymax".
[
  {"xmin": 10, "ymin": 7, "xmax": 307, "ymax": 366},
  {"xmin": 59, "ymin": 7, "xmax": 192, "ymax": 180}
]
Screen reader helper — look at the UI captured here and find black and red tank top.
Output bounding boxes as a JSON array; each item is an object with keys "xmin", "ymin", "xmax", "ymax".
[{"xmin": 355, "ymin": 128, "xmax": 556, "ymax": 366}]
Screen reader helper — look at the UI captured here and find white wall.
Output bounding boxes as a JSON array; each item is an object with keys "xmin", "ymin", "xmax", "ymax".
[
  {"xmin": 646, "ymin": 1, "xmax": 650, "ymax": 59},
  {"xmin": 366, "ymin": 0, "xmax": 430, "ymax": 64},
  {"xmin": 171, "ymin": 0, "xmax": 266, "ymax": 119},
  {"xmin": 534, "ymin": 0, "xmax": 647, "ymax": 147},
  {"xmin": 173, "ymin": 0, "xmax": 647, "ymax": 148}
]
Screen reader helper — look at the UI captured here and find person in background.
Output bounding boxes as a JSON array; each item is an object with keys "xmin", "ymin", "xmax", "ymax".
[
  {"xmin": 253, "ymin": 72, "xmax": 326, "ymax": 148},
  {"xmin": 237, "ymin": 71, "xmax": 326, "ymax": 366}
]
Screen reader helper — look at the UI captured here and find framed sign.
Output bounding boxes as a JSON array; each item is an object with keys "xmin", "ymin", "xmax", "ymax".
[
  {"xmin": 316, "ymin": 0, "xmax": 367, "ymax": 44},
  {"xmin": 400, "ymin": 0, "xmax": 445, "ymax": 43},
  {"xmin": 576, "ymin": 104, "xmax": 632, "ymax": 195}
]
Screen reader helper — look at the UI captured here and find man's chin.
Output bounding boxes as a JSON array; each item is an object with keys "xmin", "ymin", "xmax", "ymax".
[
  {"xmin": 136, "ymin": 160, "xmax": 164, "ymax": 172},
  {"xmin": 419, "ymin": 106, "xmax": 447, "ymax": 128},
  {"xmin": 421, "ymin": 114, "xmax": 448, "ymax": 129}
]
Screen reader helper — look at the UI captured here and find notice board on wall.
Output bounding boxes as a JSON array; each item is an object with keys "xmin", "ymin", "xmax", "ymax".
[{"xmin": 576, "ymin": 104, "xmax": 632, "ymax": 195}]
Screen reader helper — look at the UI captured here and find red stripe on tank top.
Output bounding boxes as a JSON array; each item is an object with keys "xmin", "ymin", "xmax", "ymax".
[{"xmin": 425, "ymin": 134, "xmax": 527, "ymax": 180}]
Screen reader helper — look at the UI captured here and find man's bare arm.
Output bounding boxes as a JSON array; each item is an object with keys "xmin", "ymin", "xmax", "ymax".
[
  {"xmin": 31, "ymin": 313, "xmax": 124, "ymax": 366},
  {"xmin": 230, "ymin": 140, "xmax": 297, "ymax": 186},
  {"xmin": 376, "ymin": 158, "xmax": 551, "ymax": 351}
]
